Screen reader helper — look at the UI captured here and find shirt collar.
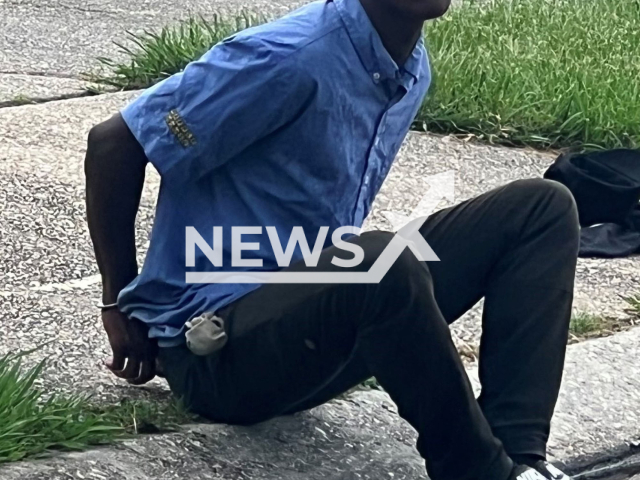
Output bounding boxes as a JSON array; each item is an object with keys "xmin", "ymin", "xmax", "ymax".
[
  {"xmin": 403, "ymin": 36, "xmax": 425, "ymax": 80},
  {"xmin": 333, "ymin": 0, "xmax": 425, "ymax": 88}
]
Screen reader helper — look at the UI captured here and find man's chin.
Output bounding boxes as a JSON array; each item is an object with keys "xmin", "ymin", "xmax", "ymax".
[{"xmin": 421, "ymin": 0, "xmax": 452, "ymax": 20}]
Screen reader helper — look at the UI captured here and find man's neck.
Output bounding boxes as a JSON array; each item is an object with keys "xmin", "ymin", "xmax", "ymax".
[{"xmin": 359, "ymin": 0, "xmax": 424, "ymax": 66}]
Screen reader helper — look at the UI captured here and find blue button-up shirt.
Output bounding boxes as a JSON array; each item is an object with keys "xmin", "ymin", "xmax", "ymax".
[{"xmin": 119, "ymin": 0, "xmax": 431, "ymax": 346}]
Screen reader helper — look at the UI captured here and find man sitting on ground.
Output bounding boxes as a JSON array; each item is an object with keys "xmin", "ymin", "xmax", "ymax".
[{"xmin": 85, "ymin": 0, "xmax": 579, "ymax": 479}]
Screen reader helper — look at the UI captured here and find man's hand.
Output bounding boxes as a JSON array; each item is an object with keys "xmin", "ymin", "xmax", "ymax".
[{"xmin": 102, "ymin": 309, "xmax": 158, "ymax": 385}]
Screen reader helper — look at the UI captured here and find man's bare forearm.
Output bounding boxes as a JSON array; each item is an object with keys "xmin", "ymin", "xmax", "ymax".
[{"xmin": 85, "ymin": 114, "xmax": 148, "ymax": 304}]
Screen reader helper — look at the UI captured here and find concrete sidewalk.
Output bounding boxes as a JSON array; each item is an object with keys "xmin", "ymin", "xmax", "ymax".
[
  {"xmin": 1, "ymin": 329, "xmax": 639, "ymax": 479},
  {"xmin": 0, "ymin": 0, "xmax": 300, "ymax": 102}
]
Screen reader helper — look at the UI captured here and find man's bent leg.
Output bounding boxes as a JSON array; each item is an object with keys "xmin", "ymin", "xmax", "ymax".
[
  {"xmin": 420, "ymin": 179, "xmax": 580, "ymax": 460},
  {"xmin": 160, "ymin": 231, "xmax": 513, "ymax": 480}
]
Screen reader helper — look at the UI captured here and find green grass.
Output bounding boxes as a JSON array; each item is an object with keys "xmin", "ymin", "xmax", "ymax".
[
  {"xmin": 91, "ymin": 0, "xmax": 640, "ymax": 149},
  {"xmin": 360, "ymin": 377, "xmax": 381, "ymax": 390},
  {"xmin": 420, "ymin": 0, "xmax": 640, "ymax": 148},
  {"xmin": 623, "ymin": 294, "xmax": 640, "ymax": 330},
  {"xmin": 569, "ymin": 312, "xmax": 607, "ymax": 337},
  {"xmin": 97, "ymin": 397, "xmax": 194, "ymax": 435},
  {"xmin": 624, "ymin": 294, "xmax": 640, "ymax": 315},
  {"xmin": 10, "ymin": 95, "xmax": 34, "ymax": 106},
  {"xmin": 0, "ymin": 352, "xmax": 193, "ymax": 463},
  {"xmin": 90, "ymin": 14, "xmax": 264, "ymax": 90},
  {"xmin": 0, "ymin": 353, "xmax": 120, "ymax": 462}
]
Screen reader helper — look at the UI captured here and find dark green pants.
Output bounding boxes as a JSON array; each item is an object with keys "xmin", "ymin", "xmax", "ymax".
[{"xmin": 159, "ymin": 179, "xmax": 579, "ymax": 480}]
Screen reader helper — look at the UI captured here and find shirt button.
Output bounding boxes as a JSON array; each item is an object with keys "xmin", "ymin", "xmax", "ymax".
[
  {"xmin": 373, "ymin": 72, "xmax": 381, "ymax": 81},
  {"xmin": 374, "ymin": 137, "xmax": 380, "ymax": 147},
  {"xmin": 364, "ymin": 175, "xmax": 370, "ymax": 186}
]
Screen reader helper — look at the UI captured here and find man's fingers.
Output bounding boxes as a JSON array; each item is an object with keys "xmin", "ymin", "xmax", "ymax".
[
  {"xmin": 128, "ymin": 359, "xmax": 156, "ymax": 385},
  {"xmin": 115, "ymin": 357, "xmax": 141, "ymax": 379},
  {"xmin": 105, "ymin": 349, "xmax": 126, "ymax": 373}
]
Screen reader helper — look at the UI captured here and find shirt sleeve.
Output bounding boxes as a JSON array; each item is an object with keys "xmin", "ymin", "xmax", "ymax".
[{"xmin": 121, "ymin": 35, "xmax": 316, "ymax": 186}]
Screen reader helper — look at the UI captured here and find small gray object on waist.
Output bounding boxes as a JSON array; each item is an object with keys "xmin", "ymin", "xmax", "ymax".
[{"xmin": 185, "ymin": 312, "xmax": 228, "ymax": 356}]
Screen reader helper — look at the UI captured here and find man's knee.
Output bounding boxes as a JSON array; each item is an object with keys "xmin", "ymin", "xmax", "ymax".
[
  {"xmin": 502, "ymin": 179, "xmax": 580, "ymax": 262},
  {"xmin": 508, "ymin": 179, "xmax": 578, "ymax": 227},
  {"xmin": 508, "ymin": 178, "xmax": 575, "ymax": 210}
]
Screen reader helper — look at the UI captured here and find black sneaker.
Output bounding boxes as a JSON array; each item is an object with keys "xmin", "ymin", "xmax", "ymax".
[
  {"xmin": 531, "ymin": 461, "xmax": 572, "ymax": 480},
  {"xmin": 510, "ymin": 465, "xmax": 548, "ymax": 480}
]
